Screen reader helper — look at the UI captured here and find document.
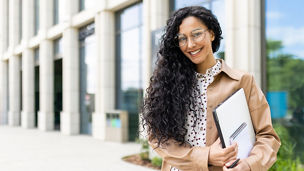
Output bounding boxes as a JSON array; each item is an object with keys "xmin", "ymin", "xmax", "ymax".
[
  {"xmin": 229, "ymin": 122, "xmax": 254, "ymax": 159},
  {"xmin": 213, "ymin": 88, "xmax": 256, "ymax": 159}
]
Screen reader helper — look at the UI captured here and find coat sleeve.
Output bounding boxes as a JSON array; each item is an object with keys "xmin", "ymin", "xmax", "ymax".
[
  {"xmin": 149, "ymin": 138, "xmax": 210, "ymax": 171},
  {"xmin": 244, "ymin": 75, "xmax": 281, "ymax": 171}
]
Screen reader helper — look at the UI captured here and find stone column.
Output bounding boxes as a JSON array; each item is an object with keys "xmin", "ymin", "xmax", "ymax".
[
  {"xmin": 225, "ymin": 0, "xmax": 262, "ymax": 86},
  {"xmin": 0, "ymin": 62, "xmax": 8, "ymax": 125},
  {"xmin": 0, "ymin": 0, "xmax": 9, "ymax": 125},
  {"xmin": 8, "ymin": 0, "xmax": 21, "ymax": 126},
  {"xmin": 37, "ymin": 0, "xmax": 54, "ymax": 131},
  {"xmin": 92, "ymin": 9, "xmax": 115, "ymax": 140},
  {"xmin": 60, "ymin": 0, "xmax": 80, "ymax": 135},
  {"xmin": 61, "ymin": 28, "xmax": 80, "ymax": 135},
  {"xmin": 22, "ymin": 49, "xmax": 35, "ymax": 128},
  {"xmin": 21, "ymin": 0, "xmax": 35, "ymax": 128},
  {"xmin": 8, "ymin": 55, "xmax": 21, "ymax": 126},
  {"xmin": 38, "ymin": 40, "xmax": 54, "ymax": 131}
]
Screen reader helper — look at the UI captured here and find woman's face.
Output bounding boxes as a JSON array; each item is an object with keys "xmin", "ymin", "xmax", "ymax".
[{"xmin": 177, "ymin": 16, "xmax": 215, "ymax": 65}]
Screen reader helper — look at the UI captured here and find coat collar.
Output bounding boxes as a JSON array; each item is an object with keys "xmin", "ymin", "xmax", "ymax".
[{"xmin": 218, "ymin": 59, "xmax": 242, "ymax": 81}]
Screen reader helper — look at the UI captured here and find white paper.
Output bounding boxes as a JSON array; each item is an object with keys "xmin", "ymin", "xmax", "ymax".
[{"xmin": 230, "ymin": 125, "xmax": 254, "ymax": 159}]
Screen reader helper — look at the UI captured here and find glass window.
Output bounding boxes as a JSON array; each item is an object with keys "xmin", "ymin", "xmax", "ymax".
[
  {"xmin": 54, "ymin": 0, "xmax": 65, "ymax": 25},
  {"xmin": 79, "ymin": 0, "xmax": 95, "ymax": 11},
  {"xmin": 7, "ymin": 0, "xmax": 9, "ymax": 48},
  {"xmin": 34, "ymin": 47, "xmax": 39, "ymax": 66},
  {"xmin": 266, "ymin": 0, "xmax": 304, "ymax": 168},
  {"xmin": 115, "ymin": 3, "xmax": 143, "ymax": 141},
  {"xmin": 79, "ymin": 23, "xmax": 96, "ymax": 135},
  {"xmin": 34, "ymin": 0, "xmax": 39, "ymax": 35},
  {"xmin": 54, "ymin": 37, "xmax": 62, "ymax": 59},
  {"xmin": 169, "ymin": 0, "xmax": 225, "ymax": 59},
  {"xmin": 19, "ymin": 0, "xmax": 22, "ymax": 42}
]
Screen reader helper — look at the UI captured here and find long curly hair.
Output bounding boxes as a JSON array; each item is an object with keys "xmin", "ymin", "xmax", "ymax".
[{"xmin": 142, "ymin": 6, "xmax": 223, "ymax": 146}]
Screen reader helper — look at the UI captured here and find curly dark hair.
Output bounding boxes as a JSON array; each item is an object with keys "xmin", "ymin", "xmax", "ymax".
[{"xmin": 142, "ymin": 6, "xmax": 223, "ymax": 146}]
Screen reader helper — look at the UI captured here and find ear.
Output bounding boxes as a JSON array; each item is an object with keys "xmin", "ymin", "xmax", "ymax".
[{"xmin": 209, "ymin": 30, "xmax": 215, "ymax": 41}]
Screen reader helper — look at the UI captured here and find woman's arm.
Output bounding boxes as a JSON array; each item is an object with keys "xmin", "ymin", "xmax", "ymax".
[
  {"xmin": 149, "ymin": 138, "xmax": 210, "ymax": 171},
  {"xmin": 149, "ymin": 137, "xmax": 238, "ymax": 171},
  {"xmin": 243, "ymin": 75, "xmax": 281, "ymax": 170}
]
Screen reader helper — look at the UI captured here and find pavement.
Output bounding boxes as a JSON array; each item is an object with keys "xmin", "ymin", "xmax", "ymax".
[{"xmin": 0, "ymin": 126, "xmax": 157, "ymax": 171}]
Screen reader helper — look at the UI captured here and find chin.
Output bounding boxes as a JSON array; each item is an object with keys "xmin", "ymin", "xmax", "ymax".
[{"xmin": 189, "ymin": 56, "xmax": 206, "ymax": 65}]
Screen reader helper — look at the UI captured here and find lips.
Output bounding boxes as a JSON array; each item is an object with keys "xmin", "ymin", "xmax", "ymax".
[{"xmin": 189, "ymin": 48, "xmax": 203, "ymax": 56}]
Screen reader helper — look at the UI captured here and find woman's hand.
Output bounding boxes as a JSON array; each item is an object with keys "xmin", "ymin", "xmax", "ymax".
[
  {"xmin": 223, "ymin": 159, "xmax": 250, "ymax": 171},
  {"xmin": 208, "ymin": 138, "xmax": 238, "ymax": 166}
]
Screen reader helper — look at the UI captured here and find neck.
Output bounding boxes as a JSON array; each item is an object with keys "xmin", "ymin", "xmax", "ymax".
[{"xmin": 196, "ymin": 54, "xmax": 216, "ymax": 74}]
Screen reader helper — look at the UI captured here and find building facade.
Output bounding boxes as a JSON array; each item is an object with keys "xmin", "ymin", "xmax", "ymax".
[{"xmin": 0, "ymin": 0, "xmax": 266, "ymax": 141}]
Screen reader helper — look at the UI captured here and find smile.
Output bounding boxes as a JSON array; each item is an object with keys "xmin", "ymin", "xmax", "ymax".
[{"xmin": 190, "ymin": 48, "xmax": 202, "ymax": 55}]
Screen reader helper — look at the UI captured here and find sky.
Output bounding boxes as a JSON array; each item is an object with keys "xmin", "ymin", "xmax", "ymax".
[{"xmin": 266, "ymin": 0, "xmax": 304, "ymax": 59}]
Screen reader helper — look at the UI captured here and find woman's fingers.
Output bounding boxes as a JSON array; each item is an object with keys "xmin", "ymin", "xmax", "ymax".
[{"xmin": 223, "ymin": 143, "xmax": 238, "ymax": 162}]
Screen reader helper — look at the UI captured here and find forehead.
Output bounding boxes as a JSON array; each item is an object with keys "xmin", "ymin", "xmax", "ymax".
[{"xmin": 178, "ymin": 16, "xmax": 207, "ymax": 34}]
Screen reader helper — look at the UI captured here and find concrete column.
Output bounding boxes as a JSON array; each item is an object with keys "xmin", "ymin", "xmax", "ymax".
[
  {"xmin": 21, "ymin": 0, "xmax": 35, "ymax": 128},
  {"xmin": 225, "ymin": 0, "xmax": 262, "ymax": 86},
  {"xmin": 8, "ymin": 0, "xmax": 21, "ymax": 126},
  {"xmin": 21, "ymin": 49, "xmax": 35, "ymax": 128},
  {"xmin": 65, "ymin": 0, "xmax": 79, "ymax": 20},
  {"xmin": 150, "ymin": 0, "xmax": 169, "ymax": 31},
  {"xmin": 8, "ymin": 55, "xmax": 21, "ymax": 126},
  {"xmin": 37, "ymin": 0, "xmax": 54, "ymax": 131},
  {"xmin": 8, "ymin": 0, "xmax": 20, "ymax": 49},
  {"xmin": 61, "ymin": 28, "xmax": 80, "ymax": 135},
  {"xmin": 38, "ymin": 40, "xmax": 54, "ymax": 131},
  {"xmin": 39, "ymin": 0, "xmax": 52, "ymax": 37},
  {"xmin": 0, "ymin": 62, "xmax": 8, "ymax": 125},
  {"xmin": 22, "ymin": 0, "xmax": 34, "ymax": 42},
  {"xmin": 60, "ymin": 0, "xmax": 80, "ymax": 135},
  {"xmin": 0, "ymin": 0, "xmax": 9, "ymax": 125},
  {"xmin": 92, "ymin": 10, "xmax": 115, "ymax": 140}
]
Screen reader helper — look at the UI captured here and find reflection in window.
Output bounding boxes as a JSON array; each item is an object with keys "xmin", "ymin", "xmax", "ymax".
[
  {"xmin": 266, "ymin": 0, "xmax": 304, "ymax": 168},
  {"xmin": 34, "ymin": 0, "xmax": 39, "ymax": 35},
  {"xmin": 115, "ymin": 3, "xmax": 144, "ymax": 141},
  {"xmin": 79, "ymin": 23, "xmax": 96, "ymax": 135},
  {"xmin": 169, "ymin": 0, "xmax": 225, "ymax": 59}
]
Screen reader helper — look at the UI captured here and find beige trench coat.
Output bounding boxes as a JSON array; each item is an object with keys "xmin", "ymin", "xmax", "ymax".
[{"xmin": 149, "ymin": 60, "xmax": 281, "ymax": 171}]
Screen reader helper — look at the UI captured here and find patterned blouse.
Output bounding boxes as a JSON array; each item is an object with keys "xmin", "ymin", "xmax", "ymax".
[{"xmin": 171, "ymin": 60, "xmax": 222, "ymax": 171}]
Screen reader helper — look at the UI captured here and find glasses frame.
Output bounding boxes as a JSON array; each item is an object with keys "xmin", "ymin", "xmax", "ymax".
[{"xmin": 176, "ymin": 29, "xmax": 208, "ymax": 47}]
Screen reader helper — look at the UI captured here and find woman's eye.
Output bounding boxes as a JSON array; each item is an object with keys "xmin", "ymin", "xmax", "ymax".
[
  {"xmin": 193, "ymin": 32, "xmax": 202, "ymax": 37},
  {"xmin": 178, "ymin": 37, "xmax": 187, "ymax": 42}
]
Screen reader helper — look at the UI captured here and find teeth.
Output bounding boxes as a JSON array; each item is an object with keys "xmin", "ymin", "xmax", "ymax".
[{"xmin": 190, "ymin": 49, "xmax": 201, "ymax": 55}]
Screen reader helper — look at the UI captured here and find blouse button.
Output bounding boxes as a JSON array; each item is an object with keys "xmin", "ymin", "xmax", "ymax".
[{"xmin": 200, "ymin": 127, "xmax": 203, "ymax": 131}]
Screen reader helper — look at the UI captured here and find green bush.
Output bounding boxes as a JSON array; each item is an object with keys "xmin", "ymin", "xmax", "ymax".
[
  {"xmin": 151, "ymin": 157, "xmax": 163, "ymax": 167},
  {"xmin": 269, "ymin": 123, "xmax": 304, "ymax": 171},
  {"xmin": 137, "ymin": 138, "xmax": 150, "ymax": 161}
]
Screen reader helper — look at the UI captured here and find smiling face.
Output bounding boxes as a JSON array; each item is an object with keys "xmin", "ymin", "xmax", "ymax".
[{"xmin": 178, "ymin": 16, "xmax": 215, "ymax": 72}]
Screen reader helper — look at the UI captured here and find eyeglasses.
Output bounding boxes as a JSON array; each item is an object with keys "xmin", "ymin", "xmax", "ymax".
[{"xmin": 176, "ymin": 29, "xmax": 208, "ymax": 47}]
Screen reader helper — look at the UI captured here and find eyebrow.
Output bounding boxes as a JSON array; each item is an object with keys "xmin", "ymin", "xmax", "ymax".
[{"xmin": 177, "ymin": 28, "xmax": 205, "ymax": 36}]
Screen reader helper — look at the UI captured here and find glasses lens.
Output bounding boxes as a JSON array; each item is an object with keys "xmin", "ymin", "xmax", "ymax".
[
  {"xmin": 192, "ymin": 31, "xmax": 205, "ymax": 42},
  {"xmin": 177, "ymin": 36, "xmax": 187, "ymax": 47}
]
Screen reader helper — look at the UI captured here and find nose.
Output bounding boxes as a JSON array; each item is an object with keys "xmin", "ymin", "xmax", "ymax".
[{"xmin": 187, "ymin": 38, "xmax": 196, "ymax": 49}]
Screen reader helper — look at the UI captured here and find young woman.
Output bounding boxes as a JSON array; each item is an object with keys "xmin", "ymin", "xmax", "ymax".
[{"xmin": 142, "ymin": 6, "xmax": 280, "ymax": 171}]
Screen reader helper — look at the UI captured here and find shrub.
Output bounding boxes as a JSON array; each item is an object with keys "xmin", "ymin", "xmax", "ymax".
[
  {"xmin": 151, "ymin": 157, "xmax": 162, "ymax": 167},
  {"xmin": 269, "ymin": 123, "xmax": 304, "ymax": 171}
]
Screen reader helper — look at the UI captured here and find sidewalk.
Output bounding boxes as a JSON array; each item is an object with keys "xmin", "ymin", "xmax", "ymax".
[{"xmin": 0, "ymin": 126, "xmax": 156, "ymax": 171}]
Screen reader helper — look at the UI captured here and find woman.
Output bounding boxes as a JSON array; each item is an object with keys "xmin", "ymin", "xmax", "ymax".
[{"xmin": 142, "ymin": 6, "xmax": 280, "ymax": 171}]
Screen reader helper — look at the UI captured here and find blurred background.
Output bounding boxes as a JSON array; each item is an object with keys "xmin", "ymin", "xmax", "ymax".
[{"xmin": 0, "ymin": 0, "xmax": 303, "ymax": 170}]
